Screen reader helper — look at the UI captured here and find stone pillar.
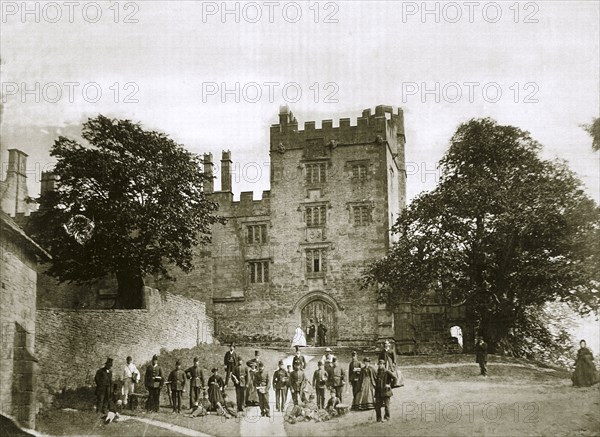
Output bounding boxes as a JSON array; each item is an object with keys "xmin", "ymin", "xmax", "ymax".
[
  {"xmin": 202, "ymin": 153, "xmax": 214, "ymax": 193},
  {"xmin": 1, "ymin": 149, "xmax": 30, "ymax": 216}
]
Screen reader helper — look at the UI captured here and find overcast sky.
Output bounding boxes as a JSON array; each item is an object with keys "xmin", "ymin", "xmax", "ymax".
[
  {"xmin": 0, "ymin": 1, "xmax": 598, "ymax": 349},
  {"xmin": 1, "ymin": 1, "xmax": 598, "ymax": 203}
]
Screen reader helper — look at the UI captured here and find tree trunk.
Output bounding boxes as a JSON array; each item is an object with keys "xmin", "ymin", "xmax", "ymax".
[{"xmin": 115, "ymin": 268, "xmax": 145, "ymax": 309}]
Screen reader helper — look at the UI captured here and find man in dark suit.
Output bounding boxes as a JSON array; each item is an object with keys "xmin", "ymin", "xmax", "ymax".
[
  {"xmin": 312, "ymin": 361, "xmax": 328, "ymax": 409},
  {"xmin": 272, "ymin": 360, "xmax": 289, "ymax": 412},
  {"xmin": 289, "ymin": 362, "xmax": 306, "ymax": 405},
  {"xmin": 475, "ymin": 335, "xmax": 488, "ymax": 377},
  {"xmin": 231, "ymin": 359, "xmax": 246, "ymax": 412},
  {"xmin": 94, "ymin": 358, "xmax": 113, "ymax": 414},
  {"xmin": 168, "ymin": 360, "xmax": 186, "ymax": 414},
  {"xmin": 255, "ymin": 362, "xmax": 271, "ymax": 417},
  {"xmin": 223, "ymin": 343, "xmax": 239, "ymax": 386},
  {"xmin": 292, "ymin": 345, "xmax": 306, "ymax": 370},
  {"xmin": 144, "ymin": 354, "xmax": 164, "ymax": 412},
  {"xmin": 317, "ymin": 320, "xmax": 327, "ymax": 346},
  {"xmin": 348, "ymin": 350, "xmax": 362, "ymax": 399},
  {"xmin": 374, "ymin": 359, "xmax": 396, "ymax": 422},
  {"xmin": 307, "ymin": 319, "xmax": 316, "ymax": 347},
  {"xmin": 185, "ymin": 357, "xmax": 205, "ymax": 409},
  {"xmin": 328, "ymin": 357, "xmax": 346, "ymax": 402}
]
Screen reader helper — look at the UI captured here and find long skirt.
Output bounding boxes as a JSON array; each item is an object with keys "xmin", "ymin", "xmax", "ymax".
[
  {"xmin": 572, "ymin": 355, "xmax": 599, "ymax": 387},
  {"xmin": 245, "ymin": 379, "xmax": 259, "ymax": 406},
  {"xmin": 352, "ymin": 381, "xmax": 375, "ymax": 410},
  {"xmin": 208, "ymin": 386, "xmax": 225, "ymax": 410}
]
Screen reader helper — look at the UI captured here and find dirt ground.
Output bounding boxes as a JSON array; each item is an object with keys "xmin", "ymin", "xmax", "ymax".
[{"xmin": 35, "ymin": 349, "xmax": 600, "ymax": 437}]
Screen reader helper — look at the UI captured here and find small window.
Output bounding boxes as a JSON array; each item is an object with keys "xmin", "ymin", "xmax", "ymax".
[
  {"xmin": 353, "ymin": 205, "xmax": 371, "ymax": 225},
  {"xmin": 306, "ymin": 163, "xmax": 327, "ymax": 184},
  {"xmin": 247, "ymin": 224, "xmax": 267, "ymax": 244},
  {"xmin": 352, "ymin": 163, "xmax": 368, "ymax": 182},
  {"xmin": 306, "ymin": 205, "xmax": 326, "ymax": 227},
  {"xmin": 306, "ymin": 248, "xmax": 326, "ymax": 273},
  {"xmin": 248, "ymin": 261, "xmax": 269, "ymax": 283}
]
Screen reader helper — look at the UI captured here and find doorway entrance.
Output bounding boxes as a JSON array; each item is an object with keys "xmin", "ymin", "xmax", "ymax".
[{"xmin": 301, "ymin": 299, "xmax": 337, "ymax": 346}]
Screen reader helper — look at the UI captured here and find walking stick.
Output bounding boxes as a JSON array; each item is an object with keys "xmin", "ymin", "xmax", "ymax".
[{"xmin": 166, "ymin": 382, "xmax": 173, "ymax": 407}]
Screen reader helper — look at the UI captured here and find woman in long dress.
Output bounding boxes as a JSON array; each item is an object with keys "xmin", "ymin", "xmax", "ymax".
[
  {"xmin": 245, "ymin": 362, "xmax": 259, "ymax": 406},
  {"xmin": 207, "ymin": 368, "xmax": 225, "ymax": 410},
  {"xmin": 572, "ymin": 340, "xmax": 599, "ymax": 387},
  {"xmin": 378, "ymin": 339, "xmax": 404, "ymax": 387},
  {"xmin": 291, "ymin": 324, "xmax": 307, "ymax": 348},
  {"xmin": 352, "ymin": 358, "xmax": 376, "ymax": 410}
]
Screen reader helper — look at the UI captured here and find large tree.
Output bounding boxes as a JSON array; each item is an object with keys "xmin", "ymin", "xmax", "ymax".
[
  {"xmin": 365, "ymin": 118, "xmax": 600, "ymax": 354},
  {"xmin": 29, "ymin": 115, "xmax": 223, "ymax": 308}
]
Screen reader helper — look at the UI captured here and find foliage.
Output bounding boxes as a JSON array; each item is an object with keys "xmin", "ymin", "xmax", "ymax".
[
  {"xmin": 582, "ymin": 117, "xmax": 600, "ymax": 151},
  {"xmin": 365, "ymin": 118, "xmax": 600, "ymax": 353},
  {"xmin": 28, "ymin": 115, "xmax": 224, "ymax": 308}
]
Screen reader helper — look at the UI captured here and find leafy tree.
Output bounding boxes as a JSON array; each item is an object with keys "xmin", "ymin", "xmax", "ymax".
[
  {"xmin": 365, "ymin": 118, "xmax": 600, "ymax": 353},
  {"xmin": 582, "ymin": 117, "xmax": 600, "ymax": 151},
  {"xmin": 28, "ymin": 115, "xmax": 223, "ymax": 308}
]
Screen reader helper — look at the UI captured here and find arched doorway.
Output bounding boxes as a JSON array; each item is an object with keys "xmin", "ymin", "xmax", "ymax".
[{"xmin": 301, "ymin": 299, "xmax": 337, "ymax": 345}]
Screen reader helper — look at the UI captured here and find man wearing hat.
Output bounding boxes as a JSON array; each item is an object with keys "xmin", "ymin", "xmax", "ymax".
[
  {"xmin": 95, "ymin": 358, "xmax": 113, "ymax": 414},
  {"xmin": 272, "ymin": 359, "xmax": 289, "ymax": 412},
  {"xmin": 144, "ymin": 354, "xmax": 164, "ymax": 412},
  {"xmin": 375, "ymin": 358, "xmax": 396, "ymax": 422},
  {"xmin": 121, "ymin": 356, "xmax": 140, "ymax": 408},
  {"xmin": 223, "ymin": 343, "xmax": 239, "ymax": 386},
  {"xmin": 289, "ymin": 362, "xmax": 306, "ymax": 405},
  {"xmin": 328, "ymin": 357, "xmax": 346, "ymax": 402},
  {"xmin": 312, "ymin": 361, "xmax": 329, "ymax": 409},
  {"xmin": 185, "ymin": 357, "xmax": 205, "ymax": 409},
  {"xmin": 321, "ymin": 347, "xmax": 335, "ymax": 377},
  {"xmin": 231, "ymin": 358, "xmax": 246, "ymax": 412},
  {"xmin": 292, "ymin": 345, "xmax": 306, "ymax": 371},
  {"xmin": 307, "ymin": 318, "xmax": 316, "ymax": 347},
  {"xmin": 255, "ymin": 362, "xmax": 271, "ymax": 417},
  {"xmin": 348, "ymin": 351, "xmax": 362, "ymax": 399},
  {"xmin": 168, "ymin": 360, "xmax": 187, "ymax": 414},
  {"xmin": 246, "ymin": 350, "xmax": 262, "ymax": 367},
  {"xmin": 317, "ymin": 320, "xmax": 327, "ymax": 346}
]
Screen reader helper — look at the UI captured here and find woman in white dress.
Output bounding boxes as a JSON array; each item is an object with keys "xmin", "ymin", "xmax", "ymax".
[{"xmin": 291, "ymin": 324, "xmax": 307, "ymax": 348}]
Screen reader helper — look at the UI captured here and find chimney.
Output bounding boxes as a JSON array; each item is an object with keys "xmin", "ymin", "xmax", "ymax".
[
  {"xmin": 220, "ymin": 150, "xmax": 232, "ymax": 192},
  {"xmin": 40, "ymin": 171, "xmax": 57, "ymax": 197},
  {"xmin": 1, "ymin": 149, "xmax": 30, "ymax": 216},
  {"xmin": 203, "ymin": 153, "xmax": 214, "ymax": 193}
]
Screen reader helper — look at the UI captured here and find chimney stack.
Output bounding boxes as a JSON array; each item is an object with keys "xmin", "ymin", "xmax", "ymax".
[
  {"xmin": 220, "ymin": 150, "xmax": 232, "ymax": 192},
  {"xmin": 202, "ymin": 153, "xmax": 214, "ymax": 193},
  {"xmin": 1, "ymin": 149, "xmax": 31, "ymax": 216}
]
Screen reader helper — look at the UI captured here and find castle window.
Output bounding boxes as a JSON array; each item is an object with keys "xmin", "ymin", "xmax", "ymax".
[
  {"xmin": 352, "ymin": 163, "xmax": 368, "ymax": 182},
  {"xmin": 247, "ymin": 224, "xmax": 267, "ymax": 244},
  {"xmin": 353, "ymin": 205, "xmax": 371, "ymax": 225},
  {"xmin": 306, "ymin": 205, "xmax": 326, "ymax": 227},
  {"xmin": 306, "ymin": 248, "xmax": 326, "ymax": 273},
  {"xmin": 248, "ymin": 261, "xmax": 269, "ymax": 283},
  {"xmin": 306, "ymin": 163, "xmax": 327, "ymax": 184}
]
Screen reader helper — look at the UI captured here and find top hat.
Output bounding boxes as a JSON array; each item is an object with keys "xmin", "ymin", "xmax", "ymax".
[
  {"xmin": 211, "ymin": 367, "xmax": 218, "ymax": 373},
  {"xmin": 152, "ymin": 354, "xmax": 159, "ymax": 361},
  {"xmin": 278, "ymin": 360, "xmax": 284, "ymax": 365},
  {"xmin": 325, "ymin": 347, "xmax": 332, "ymax": 353},
  {"xmin": 105, "ymin": 357, "xmax": 113, "ymax": 366},
  {"xmin": 254, "ymin": 350, "xmax": 260, "ymax": 356},
  {"xmin": 193, "ymin": 357, "xmax": 199, "ymax": 363}
]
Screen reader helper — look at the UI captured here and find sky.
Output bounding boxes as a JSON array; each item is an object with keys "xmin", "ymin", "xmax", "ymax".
[{"xmin": 1, "ymin": 1, "xmax": 598, "ymax": 348}]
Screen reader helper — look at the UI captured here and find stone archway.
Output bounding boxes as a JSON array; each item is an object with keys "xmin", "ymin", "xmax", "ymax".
[{"xmin": 291, "ymin": 292, "xmax": 342, "ymax": 346}]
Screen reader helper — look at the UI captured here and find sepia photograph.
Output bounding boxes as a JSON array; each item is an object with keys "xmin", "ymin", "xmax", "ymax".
[{"xmin": 0, "ymin": 1, "xmax": 599, "ymax": 436}]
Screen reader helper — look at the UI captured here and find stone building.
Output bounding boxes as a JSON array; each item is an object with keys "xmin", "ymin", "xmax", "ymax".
[
  {"xmin": 0, "ymin": 210, "xmax": 49, "ymax": 429},
  {"xmin": 4, "ymin": 106, "xmax": 471, "ymax": 352}
]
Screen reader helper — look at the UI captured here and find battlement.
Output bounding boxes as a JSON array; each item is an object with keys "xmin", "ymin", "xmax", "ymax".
[
  {"xmin": 270, "ymin": 105, "xmax": 405, "ymax": 151},
  {"xmin": 210, "ymin": 190, "xmax": 271, "ymax": 218}
]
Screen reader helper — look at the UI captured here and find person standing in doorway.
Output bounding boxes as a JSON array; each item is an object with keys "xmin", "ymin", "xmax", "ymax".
[
  {"xmin": 307, "ymin": 318, "xmax": 317, "ymax": 347},
  {"xmin": 317, "ymin": 320, "xmax": 328, "ymax": 346}
]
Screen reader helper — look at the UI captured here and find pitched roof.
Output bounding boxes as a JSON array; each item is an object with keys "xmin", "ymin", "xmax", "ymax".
[{"xmin": 0, "ymin": 211, "xmax": 51, "ymax": 260}]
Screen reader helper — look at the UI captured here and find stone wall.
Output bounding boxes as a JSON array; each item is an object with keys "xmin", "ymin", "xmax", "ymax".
[
  {"xmin": 35, "ymin": 287, "xmax": 213, "ymax": 404},
  {"xmin": 0, "ymin": 217, "xmax": 41, "ymax": 429}
]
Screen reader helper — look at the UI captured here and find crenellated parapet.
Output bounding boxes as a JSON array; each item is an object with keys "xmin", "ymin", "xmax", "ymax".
[
  {"xmin": 210, "ymin": 190, "xmax": 271, "ymax": 218},
  {"xmin": 270, "ymin": 105, "xmax": 406, "ymax": 157}
]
